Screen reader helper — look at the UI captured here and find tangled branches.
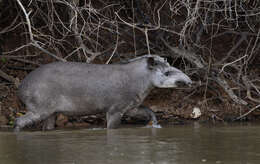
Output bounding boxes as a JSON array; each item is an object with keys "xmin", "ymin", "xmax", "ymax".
[{"xmin": 0, "ymin": 0, "xmax": 260, "ymax": 118}]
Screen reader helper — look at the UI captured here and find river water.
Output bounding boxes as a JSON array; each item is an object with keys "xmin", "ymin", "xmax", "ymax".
[{"xmin": 0, "ymin": 123, "xmax": 260, "ymax": 164}]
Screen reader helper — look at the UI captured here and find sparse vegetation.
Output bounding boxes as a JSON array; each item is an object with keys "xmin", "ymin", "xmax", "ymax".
[{"xmin": 0, "ymin": 0, "xmax": 260, "ymax": 128}]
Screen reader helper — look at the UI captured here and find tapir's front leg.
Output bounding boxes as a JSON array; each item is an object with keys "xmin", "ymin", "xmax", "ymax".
[
  {"xmin": 140, "ymin": 106, "xmax": 158, "ymax": 125},
  {"xmin": 42, "ymin": 114, "xmax": 56, "ymax": 130},
  {"xmin": 106, "ymin": 112, "xmax": 123, "ymax": 129},
  {"xmin": 124, "ymin": 105, "xmax": 158, "ymax": 125}
]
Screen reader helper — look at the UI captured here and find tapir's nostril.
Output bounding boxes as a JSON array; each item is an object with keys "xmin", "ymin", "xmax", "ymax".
[{"xmin": 176, "ymin": 81, "xmax": 187, "ymax": 87}]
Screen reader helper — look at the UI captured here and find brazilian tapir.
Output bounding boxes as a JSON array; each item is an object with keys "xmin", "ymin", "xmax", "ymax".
[{"xmin": 14, "ymin": 55, "xmax": 192, "ymax": 131}]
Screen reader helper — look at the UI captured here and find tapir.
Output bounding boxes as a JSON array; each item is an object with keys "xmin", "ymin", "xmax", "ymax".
[{"xmin": 14, "ymin": 55, "xmax": 192, "ymax": 131}]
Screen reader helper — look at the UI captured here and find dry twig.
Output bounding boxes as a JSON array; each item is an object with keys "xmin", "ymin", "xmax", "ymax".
[
  {"xmin": 0, "ymin": 69, "xmax": 19, "ymax": 88},
  {"xmin": 16, "ymin": 0, "xmax": 66, "ymax": 62},
  {"xmin": 235, "ymin": 104, "xmax": 260, "ymax": 120}
]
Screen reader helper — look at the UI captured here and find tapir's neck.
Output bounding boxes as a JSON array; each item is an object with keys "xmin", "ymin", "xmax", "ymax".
[{"xmin": 123, "ymin": 60, "xmax": 154, "ymax": 103}]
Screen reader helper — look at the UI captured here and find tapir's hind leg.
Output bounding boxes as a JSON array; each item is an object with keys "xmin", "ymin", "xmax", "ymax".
[
  {"xmin": 14, "ymin": 109, "xmax": 53, "ymax": 132},
  {"xmin": 14, "ymin": 112, "xmax": 42, "ymax": 132},
  {"xmin": 42, "ymin": 114, "xmax": 56, "ymax": 131}
]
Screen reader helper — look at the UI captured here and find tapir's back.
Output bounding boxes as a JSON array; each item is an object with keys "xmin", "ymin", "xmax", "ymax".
[{"xmin": 18, "ymin": 62, "xmax": 134, "ymax": 108}]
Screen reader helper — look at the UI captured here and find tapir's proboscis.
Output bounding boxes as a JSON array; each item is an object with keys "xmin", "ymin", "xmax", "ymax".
[{"xmin": 14, "ymin": 55, "xmax": 192, "ymax": 132}]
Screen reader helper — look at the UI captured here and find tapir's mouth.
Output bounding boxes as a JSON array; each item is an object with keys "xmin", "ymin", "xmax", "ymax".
[{"xmin": 175, "ymin": 81, "xmax": 191, "ymax": 87}]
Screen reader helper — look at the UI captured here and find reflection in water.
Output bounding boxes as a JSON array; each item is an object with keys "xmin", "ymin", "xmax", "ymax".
[{"xmin": 0, "ymin": 123, "xmax": 260, "ymax": 164}]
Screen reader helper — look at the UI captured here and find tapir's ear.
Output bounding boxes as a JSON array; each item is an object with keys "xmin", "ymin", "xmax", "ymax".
[{"xmin": 147, "ymin": 57, "xmax": 157, "ymax": 69}]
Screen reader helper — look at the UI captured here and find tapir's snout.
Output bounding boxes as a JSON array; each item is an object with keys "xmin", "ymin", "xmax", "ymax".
[
  {"xmin": 175, "ymin": 73, "xmax": 192, "ymax": 87},
  {"xmin": 173, "ymin": 71, "xmax": 192, "ymax": 87},
  {"xmin": 158, "ymin": 67, "xmax": 192, "ymax": 88}
]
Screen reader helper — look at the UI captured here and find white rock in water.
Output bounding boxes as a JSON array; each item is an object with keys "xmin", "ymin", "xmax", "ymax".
[{"xmin": 191, "ymin": 107, "xmax": 201, "ymax": 118}]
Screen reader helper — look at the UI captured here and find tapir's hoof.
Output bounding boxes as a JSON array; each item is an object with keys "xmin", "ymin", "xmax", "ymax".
[{"xmin": 14, "ymin": 126, "xmax": 21, "ymax": 133}]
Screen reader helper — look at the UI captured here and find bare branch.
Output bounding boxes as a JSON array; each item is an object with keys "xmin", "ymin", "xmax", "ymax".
[
  {"xmin": 235, "ymin": 104, "xmax": 260, "ymax": 120},
  {"xmin": 161, "ymin": 38, "xmax": 204, "ymax": 68},
  {"xmin": 0, "ymin": 69, "xmax": 19, "ymax": 88},
  {"xmin": 162, "ymin": 38, "xmax": 249, "ymax": 106},
  {"xmin": 242, "ymin": 76, "xmax": 260, "ymax": 103},
  {"xmin": 213, "ymin": 76, "xmax": 248, "ymax": 105},
  {"xmin": 218, "ymin": 34, "xmax": 247, "ymax": 64},
  {"xmin": 16, "ymin": 0, "xmax": 66, "ymax": 62},
  {"xmin": 106, "ymin": 22, "xmax": 119, "ymax": 64},
  {"xmin": 219, "ymin": 55, "xmax": 248, "ymax": 73}
]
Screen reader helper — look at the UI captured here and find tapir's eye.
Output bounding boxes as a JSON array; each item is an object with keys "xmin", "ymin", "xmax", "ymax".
[{"xmin": 164, "ymin": 71, "xmax": 171, "ymax": 76}]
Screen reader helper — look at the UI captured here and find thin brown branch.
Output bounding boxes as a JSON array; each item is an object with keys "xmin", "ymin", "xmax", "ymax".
[
  {"xmin": 242, "ymin": 76, "xmax": 260, "ymax": 103},
  {"xmin": 161, "ymin": 38, "xmax": 204, "ymax": 68},
  {"xmin": 16, "ymin": 0, "xmax": 66, "ymax": 62},
  {"xmin": 213, "ymin": 76, "xmax": 248, "ymax": 105},
  {"xmin": 0, "ymin": 15, "xmax": 20, "ymax": 34},
  {"xmin": 162, "ymin": 38, "xmax": 248, "ymax": 106},
  {"xmin": 11, "ymin": 58, "xmax": 40, "ymax": 66},
  {"xmin": 235, "ymin": 104, "xmax": 260, "ymax": 120},
  {"xmin": 219, "ymin": 54, "xmax": 248, "ymax": 73},
  {"xmin": 218, "ymin": 34, "xmax": 247, "ymax": 64},
  {"xmin": 0, "ymin": 69, "xmax": 20, "ymax": 88},
  {"xmin": 106, "ymin": 22, "xmax": 119, "ymax": 64},
  {"xmin": 144, "ymin": 28, "xmax": 150, "ymax": 55}
]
